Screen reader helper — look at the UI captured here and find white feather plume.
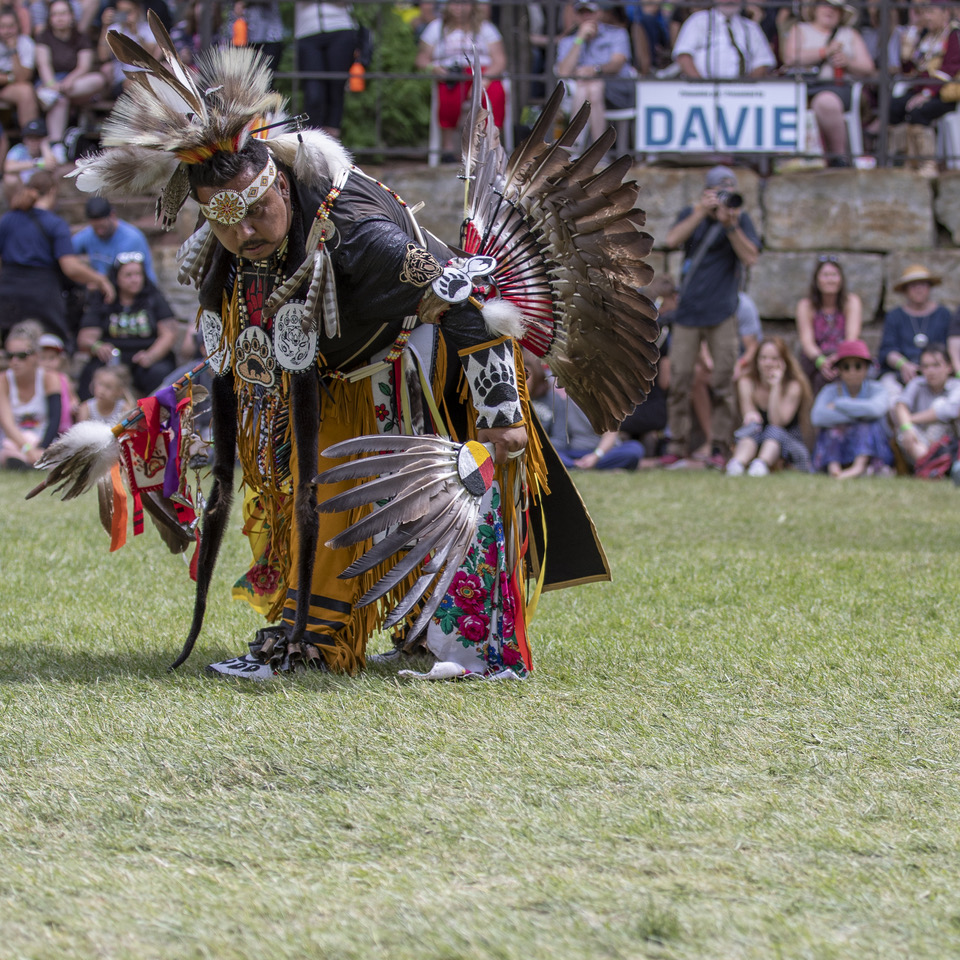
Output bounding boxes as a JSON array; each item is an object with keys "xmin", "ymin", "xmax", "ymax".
[
  {"xmin": 266, "ymin": 131, "xmax": 353, "ymax": 189},
  {"xmin": 480, "ymin": 299, "xmax": 527, "ymax": 340},
  {"xmin": 31, "ymin": 420, "xmax": 122, "ymax": 500},
  {"xmin": 69, "ymin": 146, "xmax": 180, "ymax": 196}
]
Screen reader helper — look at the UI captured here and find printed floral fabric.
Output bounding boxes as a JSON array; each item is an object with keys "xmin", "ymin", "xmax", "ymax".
[
  {"xmin": 373, "ymin": 350, "xmax": 527, "ymax": 678},
  {"xmin": 425, "ymin": 485, "xmax": 527, "ymax": 678}
]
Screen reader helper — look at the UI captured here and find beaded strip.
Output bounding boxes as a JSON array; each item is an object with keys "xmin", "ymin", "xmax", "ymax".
[
  {"xmin": 317, "ymin": 179, "xmax": 343, "ymax": 221},
  {"xmin": 352, "ymin": 165, "xmax": 409, "ymax": 208}
]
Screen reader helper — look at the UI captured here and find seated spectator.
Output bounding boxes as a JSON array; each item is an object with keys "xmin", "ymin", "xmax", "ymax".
[
  {"xmin": 72, "ymin": 196, "xmax": 156, "ymax": 282},
  {"xmin": 77, "ymin": 250, "xmax": 180, "ymax": 399},
  {"xmin": 0, "ymin": 319, "xmax": 62, "ymax": 467},
  {"xmin": 526, "ymin": 351, "xmax": 644, "ymax": 470},
  {"xmin": 781, "ymin": 0, "xmax": 876, "ymax": 166},
  {"xmin": 860, "ymin": 0, "xmax": 903, "ymax": 74},
  {"xmin": 889, "ymin": 0, "xmax": 960, "ymax": 178},
  {"xmin": 3, "ymin": 114, "xmax": 54, "ymax": 189},
  {"xmin": 169, "ymin": 0, "xmax": 225, "ymax": 67},
  {"xmin": 76, "ymin": 362, "xmax": 131, "ymax": 424},
  {"xmin": 0, "ymin": 4, "xmax": 39, "ymax": 131},
  {"xmin": 619, "ymin": 275, "xmax": 673, "ymax": 454},
  {"xmin": 672, "ymin": 0, "xmax": 776, "ymax": 79},
  {"xmin": 811, "ymin": 339, "xmax": 893, "ymax": 478},
  {"xmin": 416, "ymin": 0, "xmax": 506, "ymax": 163},
  {"xmin": 37, "ymin": 329, "xmax": 73, "ymax": 430},
  {"xmin": 891, "ymin": 342, "xmax": 960, "ymax": 467},
  {"xmin": 732, "ymin": 291, "xmax": 761, "ymax": 380},
  {"xmin": 35, "ymin": 0, "xmax": 105, "ymax": 152},
  {"xmin": 726, "ymin": 336, "xmax": 813, "ymax": 476},
  {"xmin": 555, "ymin": 1, "xmax": 636, "ymax": 148},
  {"xmin": 878, "ymin": 263, "xmax": 951, "ymax": 398},
  {"xmin": 794, "ymin": 254, "xmax": 863, "ymax": 395},
  {"xmin": 98, "ymin": 0, "xmax": 158, "ymax": 99},
  {"xmin": 0, "ymin": 170, "xmax": 113, "ymax": 345},
  {"xmin": 625, "ymin": 0, "xmax": 673, "ymax": 76}
]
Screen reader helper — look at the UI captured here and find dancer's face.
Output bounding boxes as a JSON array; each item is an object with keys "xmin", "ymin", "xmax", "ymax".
[{"xmin": 196, "ymin": 167, "xmax": 293, "ymax": 262}]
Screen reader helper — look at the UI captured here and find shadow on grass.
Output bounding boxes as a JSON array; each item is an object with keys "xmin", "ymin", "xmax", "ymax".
[
  {"xmin": 0, "ymin": 642, "xmax": 435, "ymax": 691},
  {"xmin": 0, "ymin": 642, "xmax": 258, "ymax": 686}
]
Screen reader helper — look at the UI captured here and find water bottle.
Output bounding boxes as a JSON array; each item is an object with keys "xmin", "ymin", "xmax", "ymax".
[
  {"xmin": 349, "ymin": 61, "xmax": 366, "ymax": 93},
  {"xmin": 232, "ymin": 16, "xmax": 247, "ymax": 46}
]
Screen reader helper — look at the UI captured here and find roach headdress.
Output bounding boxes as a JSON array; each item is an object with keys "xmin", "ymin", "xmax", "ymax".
[{"xmin": 70, "ymin": 11, "xmax": 351, "ymax": 231}]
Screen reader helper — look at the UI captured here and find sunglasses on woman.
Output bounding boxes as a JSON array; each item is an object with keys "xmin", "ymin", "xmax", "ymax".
[{"xmin": 6, "ymin": 350, "xmax": 35, "ymax": 360}]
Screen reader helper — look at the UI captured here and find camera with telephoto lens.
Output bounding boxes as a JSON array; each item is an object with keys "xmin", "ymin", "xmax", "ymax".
[{"xmin": 717, "ymin": 190, "xmax": 743, "ymax": 209}]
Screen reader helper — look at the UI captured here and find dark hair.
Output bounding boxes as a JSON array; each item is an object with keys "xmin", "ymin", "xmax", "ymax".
[
  {"xmin": 920, "ymin": 342, "xmax": 951, "ymax": 366},
  {"xmin": 9, "ymin": 170, "xmax": 55, "ymax": 210},
  {"xmin": 48, "ymin": 0, "xmax": 76, "ymax": 20},
  {"xmin": 187, "ymin": 138, "xmax": 269, "ymax": 195},
  {"xmin": 107, "ymin": 255, "xmax": 154, "ymax": 314},
  {"xmin": 809, "ymin": 256, "xmax": 848, "ymax": 313},
  {"xmin": 0, "ymin": 5, "xmax": 19, "ymax": 26}
]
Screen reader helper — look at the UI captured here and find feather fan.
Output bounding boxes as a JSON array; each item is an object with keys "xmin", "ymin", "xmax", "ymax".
[
  {"xmin": 459, "ymin": 63, "xmax": 660, "ymax": 432},
  {"xmin": 315, "ymin": 435, "xmax": 499, "ymax": 644}
]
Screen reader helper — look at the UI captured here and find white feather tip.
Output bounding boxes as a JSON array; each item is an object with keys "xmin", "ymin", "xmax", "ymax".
[{"xmin": 480, "ymin": 299, "xmax": 527, "ymax": 340}]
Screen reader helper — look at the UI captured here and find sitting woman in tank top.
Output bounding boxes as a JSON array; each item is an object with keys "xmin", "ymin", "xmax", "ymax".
[
  {"xmin": 726, "ymin": 336, "xmax": 814, "ymax": 476},
  {"xmin": 0, "ymin": 320, "xmax": 63, "ymax": 468}
]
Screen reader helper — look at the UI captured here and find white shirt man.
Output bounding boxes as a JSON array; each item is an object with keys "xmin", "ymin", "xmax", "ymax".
[{"xmin": 673, "ymin": 2, "xmax": 776, "ymax": 79}]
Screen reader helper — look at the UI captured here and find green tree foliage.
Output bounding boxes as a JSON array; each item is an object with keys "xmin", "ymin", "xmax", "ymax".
[{"xmin": 341, "ymin": 5, "xmax": 430, "ymax": 152}]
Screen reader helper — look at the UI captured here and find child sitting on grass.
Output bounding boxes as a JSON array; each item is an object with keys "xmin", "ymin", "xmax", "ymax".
[
  {"xmin": 811, "ymin": 339, "xmax": 893, "ymax": 479},
  {"xmin": 76, "ymin": 365, "xmax": 131, "ymax": 426},
  {"xmin": 891, "ymin": 342, "xmax": 960, "ymax": 468}
]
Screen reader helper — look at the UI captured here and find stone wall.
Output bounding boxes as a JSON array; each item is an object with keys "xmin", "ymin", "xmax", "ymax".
[
  {"xmin": 116, "ymin": 164, "xmax": 960, "ymax": 344},
  {"xmin": 372, "ymin": 164, "xmax": 960, "ymax": 343}
]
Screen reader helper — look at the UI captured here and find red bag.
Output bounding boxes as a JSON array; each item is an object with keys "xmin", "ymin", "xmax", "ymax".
[{"xmin": 914, "ymin": 435, "xmax": 959, "ymax": 479}]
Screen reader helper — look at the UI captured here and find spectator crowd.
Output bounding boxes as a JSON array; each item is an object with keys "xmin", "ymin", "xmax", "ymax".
[
  {"xmin": 559, "ymin": 164, "xmax": 960, "ymax": 482},
  {"xmin": 0, "ymin": 0, "xmax": 948, "ymax": 170},
  {"xmin": 3, "ymin": 0, "xmax": 960, "ymax": 479}
]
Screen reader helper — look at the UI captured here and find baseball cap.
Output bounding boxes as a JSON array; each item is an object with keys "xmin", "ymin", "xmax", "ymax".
[
  {"xmin": 21, "ymin": 118, "xmax": 47, "ymax": 139},
  {"xmin": 705, "ymin": 165, "xmax": 738, "ymax": 189},
  {"xmin": 85, "ymin": 196, "xmax": 113, "ymax": 219},
  {"xmin": 38, "ymin": 333, "xmax": 64, "ymax": 351}
]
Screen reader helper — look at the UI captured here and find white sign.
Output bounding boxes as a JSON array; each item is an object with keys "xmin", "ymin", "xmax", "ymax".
[{"xmin": 636, "ymin": 81, "xmax": 807, "ymax": 154}]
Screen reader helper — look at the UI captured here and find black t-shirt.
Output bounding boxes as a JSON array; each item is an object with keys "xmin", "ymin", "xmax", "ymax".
[
  {"xmin": 82, "ymin": 285, "xmax": 175, "ymax": 356},
  {"xmin": 36, "ymin": 28, "xmax": 90, "ymax": 75}
]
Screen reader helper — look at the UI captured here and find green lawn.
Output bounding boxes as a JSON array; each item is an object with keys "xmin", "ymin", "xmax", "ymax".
[{"xmin": 3, "ymin": 468, "xmax": 960, "ymax": 960}]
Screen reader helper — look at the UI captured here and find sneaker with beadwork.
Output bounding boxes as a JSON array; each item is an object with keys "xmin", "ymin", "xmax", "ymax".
[{"xmin": 205, "ymin": 654, "xmax": 278, "ymax": 680}]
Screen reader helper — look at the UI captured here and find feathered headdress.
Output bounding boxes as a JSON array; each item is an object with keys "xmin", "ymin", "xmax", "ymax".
[{"xmin": 71, "ymin": 11, "xmax": 350, "ymax": 230}]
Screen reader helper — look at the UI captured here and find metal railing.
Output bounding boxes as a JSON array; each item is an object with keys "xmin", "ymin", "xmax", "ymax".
[{"xmin": 197, "ymin": 0, "xmax": 926, "ymax": 165}]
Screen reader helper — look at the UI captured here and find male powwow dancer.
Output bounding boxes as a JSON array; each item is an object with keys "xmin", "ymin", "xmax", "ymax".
[{"xmin": 31, "ymin": 15, "xmax": 661, "ymax": 679}]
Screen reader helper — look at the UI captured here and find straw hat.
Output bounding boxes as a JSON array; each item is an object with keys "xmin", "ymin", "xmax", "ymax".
[
  {"xmin": 894, "ymin": 264, "xmax": 942, "ymax": 292},
  {"xmin": 805, "ymin": 0, "xmax": 858, "ymax": 28}
]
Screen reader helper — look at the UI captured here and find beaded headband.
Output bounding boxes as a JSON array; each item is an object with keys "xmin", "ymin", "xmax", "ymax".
[{"xmin": 199, "ymin": 157, "xmax": 278, "ymax": 225}]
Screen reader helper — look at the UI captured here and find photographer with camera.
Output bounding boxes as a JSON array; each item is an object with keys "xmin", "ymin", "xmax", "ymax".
[{"xmin": 661, "ymin": 165, "xmax": 759, "ymax": 469}]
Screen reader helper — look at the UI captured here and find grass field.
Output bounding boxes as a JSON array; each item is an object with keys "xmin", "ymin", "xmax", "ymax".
[{"xmin": 3, "ymin": 467, "xmax": 960, "ymax": 960}]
